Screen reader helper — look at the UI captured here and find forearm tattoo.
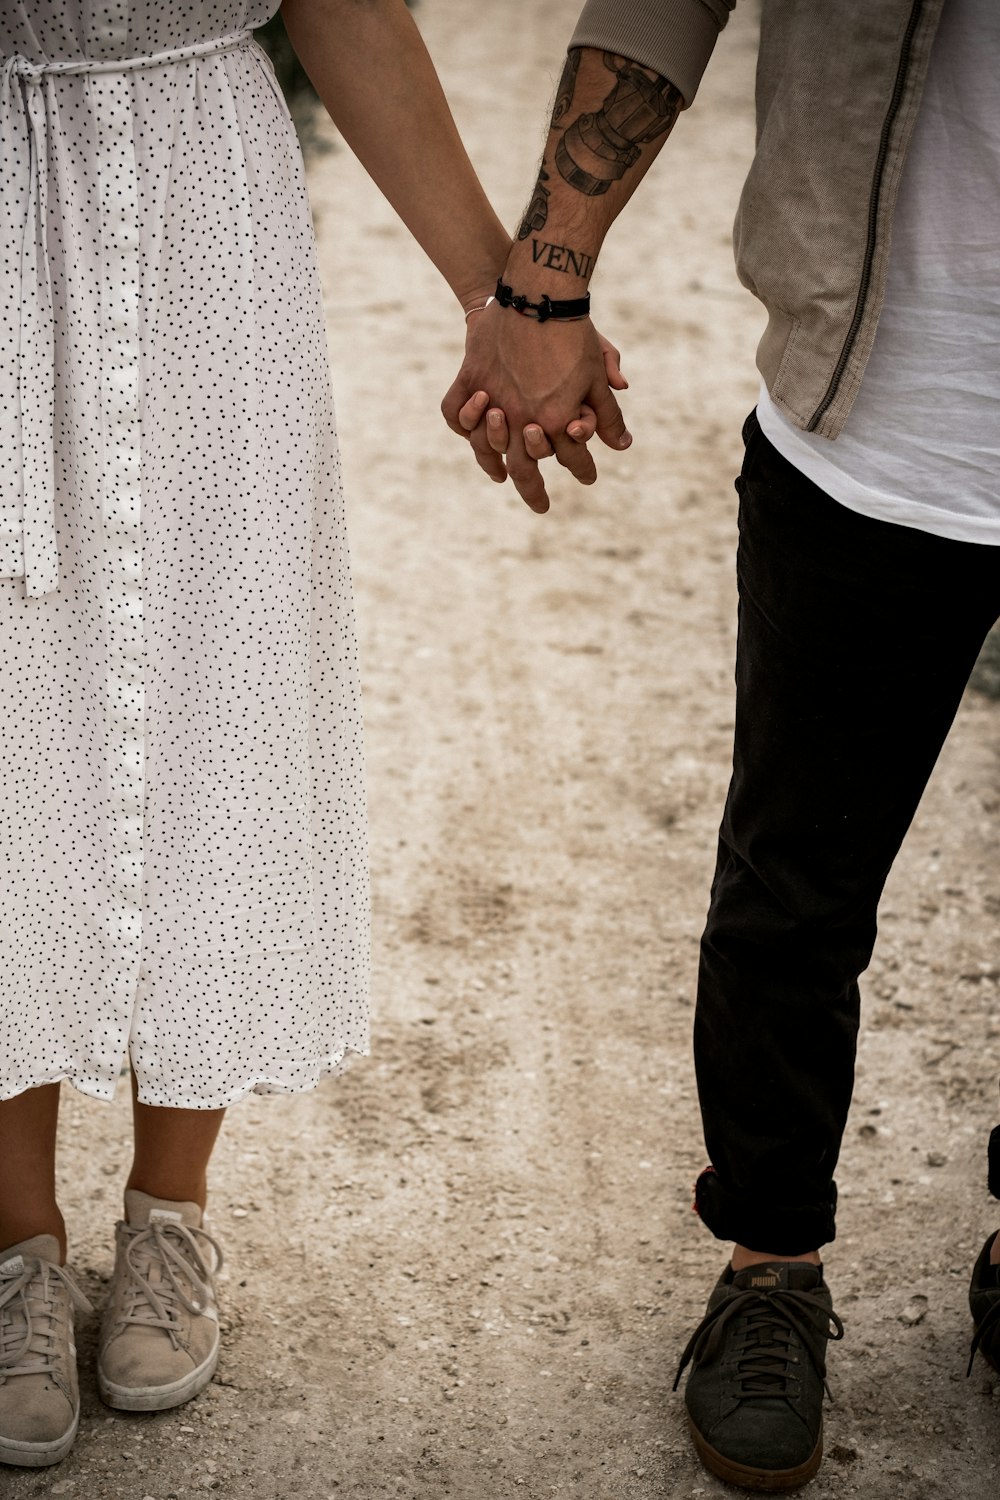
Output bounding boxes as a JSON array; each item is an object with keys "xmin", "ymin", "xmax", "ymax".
[
  {"xmin": 552, "ymin": 47, "xmax": 580, "ymax": 126},
  {"xmin": 517, "ymin": 48, "xmax": 682, "ymax": 267},
  {"xmin": 558, "ymin": 51, "xmax": 681, "ymax": 195}
]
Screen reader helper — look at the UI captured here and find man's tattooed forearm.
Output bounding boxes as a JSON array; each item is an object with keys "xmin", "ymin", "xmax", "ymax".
[
  {"xmin": 516, "ymin": 48, "xmax": 582, "ymax": 240},
  {"xmin": 517, "ymin": 48, "xmax": 681, "ymax": 240},
  {"xmin": 517, "ymin": 162, "xmax": 551, "ymax": 240},
  {"xmin": 556, "ymin": 51, "xmax": 682, "ymax": 197},
  {"xmin": 552, "ymin": 48, "xmax": 580, "ymax": 126},
  {"xmin": 530, "ymin": 238, "xmax": 595, "ymax": 279}
]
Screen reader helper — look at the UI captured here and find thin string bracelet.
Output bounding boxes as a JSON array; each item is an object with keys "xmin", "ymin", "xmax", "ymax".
[{"xmin": 464, "ymin": 295, "xmax": 495, "ymax": 321}]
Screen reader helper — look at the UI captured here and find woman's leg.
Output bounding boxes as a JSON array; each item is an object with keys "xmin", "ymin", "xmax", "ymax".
[
  {"xmin": 97, "ymin": 1070, "xmax": 227, "ymax": 1413},
  {"xmin": 0, "ymin": 1084, "xmax": 65, "ymax": 1261},
  {"xmin": 125, "ymin": 1069, "xmax": 226, "ymax": 1213}
]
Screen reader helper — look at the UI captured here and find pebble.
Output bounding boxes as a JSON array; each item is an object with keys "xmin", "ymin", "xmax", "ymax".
[{"xmin": 899, "ymin": 1295, "xmax": 929, "ymax": 1327}]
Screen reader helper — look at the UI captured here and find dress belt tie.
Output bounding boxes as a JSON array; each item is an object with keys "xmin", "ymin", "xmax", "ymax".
[{"xmin": 0, "ymin": 28, "xmax": 261, "ymax": 597}]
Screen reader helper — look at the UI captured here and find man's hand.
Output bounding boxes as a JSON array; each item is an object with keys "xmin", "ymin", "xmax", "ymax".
[{"xmin": 441, "ymin": 301, "xmax": 631, "ymax": 513}]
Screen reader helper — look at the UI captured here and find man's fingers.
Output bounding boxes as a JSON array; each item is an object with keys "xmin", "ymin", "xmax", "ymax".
[
  {"xmin": 457, "ymin": 390, "xmax": 491, "ymax": 433},
  {"xmin": 595, "ymin": 327, "xmax": 628, "ymax": 390},
  {"xmin": 505, "ymin": 436, "xmax": 551, "ymax": 513},
  {"xmin": 590, "ymin": 384, "xmax": 633, "ymax": 452},
  {"xmin": 468, "ymin": 427, "xmax": 508, "ymax": 483},
  {"xmin": 604, "ymin": 347, "xmax": 629, "ymax": 391},
  {"xmin": 552, "ymin": 430, "xmax": 598, "ymax": 485}
]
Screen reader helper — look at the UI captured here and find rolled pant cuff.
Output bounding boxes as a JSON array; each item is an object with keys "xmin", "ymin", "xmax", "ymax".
[
  {"xmin": 693, "ymin": 1167, "xmax": 837, "ymax": 1255},
  {"xmin": 987, "ymin": 1126, "xmax": 1000, "ymax": 1199}
]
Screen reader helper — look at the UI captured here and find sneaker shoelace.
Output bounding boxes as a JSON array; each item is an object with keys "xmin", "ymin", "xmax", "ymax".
[
  {"xmin": 118, "ymin": 1220, "xmax": 224, "ymax": 1352},
  {"xmin": 673, "ymin": 1284, "xmax": 844, "ymax": 1401},
  {"xmin": 0, "ymin": 1256, "xmax": 93, "ymax": 1381}
]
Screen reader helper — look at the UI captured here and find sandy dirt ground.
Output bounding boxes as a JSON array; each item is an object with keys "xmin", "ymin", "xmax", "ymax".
[{"xmin": 8, "ymin": 3, "xmax": 1000, "ymax": 1498}]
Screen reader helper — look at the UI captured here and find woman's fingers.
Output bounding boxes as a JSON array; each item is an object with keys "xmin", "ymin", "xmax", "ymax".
[
  {"xmin": 458, "ymin": 389, "xmax": 490, "ymax": 433},
  {"xmin": 459, "ymin": 402, "xmax": 607, "ymax": 491},
  {"xmin": 457, "ymin": 396, "xmax": 509, "ymax": 479},
  {"xmin": 486, "ymin": 407, "xmax": 511, "ymax": 455},
  {"xmin": 567, "ymin": 404, "xmax": 597, "ymax": 444},
  {"xmin": 523, "ymin": 423, "xmax": 555, "ymax": 461}
]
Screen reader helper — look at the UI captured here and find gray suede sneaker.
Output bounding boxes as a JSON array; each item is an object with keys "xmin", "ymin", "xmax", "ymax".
[
  {"xmin": 674, "ymin": 1261, "xmax": 844, "ymax": 1491},
  {"xmin": 97, "ymin": 1190, "xmax": 223, "ymax": 1412},
  {"xmin": 0, "ymin": 1235, "xmax": 93, "ymax": 1468}
]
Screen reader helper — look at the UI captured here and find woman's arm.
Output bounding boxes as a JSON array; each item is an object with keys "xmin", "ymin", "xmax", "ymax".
[{"xmin": 278, "ymin": 0, "xmax": 510, "ymax": 311}]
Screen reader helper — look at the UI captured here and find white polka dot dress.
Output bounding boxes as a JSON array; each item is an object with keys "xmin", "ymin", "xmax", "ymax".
[{"xmin": 0, "ymin": 2, "xmax": 370, "ymax": 1108}]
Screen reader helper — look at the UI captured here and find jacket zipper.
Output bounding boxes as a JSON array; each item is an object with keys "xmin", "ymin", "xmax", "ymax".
[{"xmin": 806, "ymin": 0, "xmax": 924, "ymax": 431}]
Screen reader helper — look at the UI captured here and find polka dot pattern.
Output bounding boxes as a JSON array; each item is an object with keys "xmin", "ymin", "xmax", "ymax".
[{"xmin": 0, "ymin": 3, "xmax": 371, "ymax": 1108}]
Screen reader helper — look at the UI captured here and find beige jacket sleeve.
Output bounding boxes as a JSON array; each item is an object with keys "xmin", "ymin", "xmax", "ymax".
[{"xmin": 569, "ymin": 0, "xmax": 735, "ymax": 107}]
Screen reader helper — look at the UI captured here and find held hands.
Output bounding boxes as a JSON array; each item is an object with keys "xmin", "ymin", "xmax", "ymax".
[{"xmin": 440, "ymin": 300, "xmax": 630, "ymax": 513}]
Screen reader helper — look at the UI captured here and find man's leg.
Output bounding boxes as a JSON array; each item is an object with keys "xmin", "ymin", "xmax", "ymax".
[
  {"xmin": 695, "ymin": 412, "xmax": 1000, "ymax": 1254},
  {"xmin": 678, "ymin": 411, "xmax": 1000, "ymax": 1490}
]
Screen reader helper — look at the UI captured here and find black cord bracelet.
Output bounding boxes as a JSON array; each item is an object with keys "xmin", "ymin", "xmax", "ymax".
[{"xmin": 494, "ymin": 277, "xmax": 591, "ymax": 323}]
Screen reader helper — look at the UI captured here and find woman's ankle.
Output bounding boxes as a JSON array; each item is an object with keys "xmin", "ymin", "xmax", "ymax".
[
  {"xmin": 123, "ymin": 1173, "xmax": 207, "ymax": 1214},
  {"xmin": 0, "ymin": 1206, "xmax": 67, "ymax": 1265}
]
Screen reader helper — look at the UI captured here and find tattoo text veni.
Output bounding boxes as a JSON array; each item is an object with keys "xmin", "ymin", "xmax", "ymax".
[{"xmin": 530, "ymin": 238, "xmax": 595, "ymax": 279}]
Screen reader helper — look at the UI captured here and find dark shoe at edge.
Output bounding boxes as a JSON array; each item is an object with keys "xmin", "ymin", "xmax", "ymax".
[
  {"xmin": 674, "ymin": 1261, "xmax": 844, "ymax": 1492},
  {"xmin": 968, "ymin": 1231, "xmax": 1000, "ymax": 1377}
]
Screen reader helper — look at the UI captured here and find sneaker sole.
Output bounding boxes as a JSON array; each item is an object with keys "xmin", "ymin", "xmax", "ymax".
[
  {"xmin": 687, "ymin": 1414, "xmax": 823, "ymax": 1492},
  {"xmin": 97, "ymin": 1336, "xmax": 219, "ymax": 1413},
  {"xmin": 0, "ymin": 1410, "xmax": 79, "ymax": 1468}
]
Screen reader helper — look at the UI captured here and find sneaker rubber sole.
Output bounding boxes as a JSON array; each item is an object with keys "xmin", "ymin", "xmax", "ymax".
[
  {"xmin": 97, "ymin": 1334, "xmax": 219, "ymax": 1412},
  {"xmin": 0, "ymin": 1409, "xmax": 79, "ymax": 1469},
  {"xmin": 687, "ymin": 1413, "xmax": 823, "ymax": 1492}
]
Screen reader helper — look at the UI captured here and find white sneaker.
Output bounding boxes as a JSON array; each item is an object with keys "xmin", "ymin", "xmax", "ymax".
[
  {"xmin": 0, "ymin": 1235, "xmax": 92, "ymax": 1468},
  {"xmin": 97, "ymin": 1190, "xmax": 223, "ymax": 1412}
]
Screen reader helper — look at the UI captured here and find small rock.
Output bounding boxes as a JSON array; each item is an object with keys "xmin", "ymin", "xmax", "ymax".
[
  {"xmin": 926, "ymin": 1152, "xmax": 947, "ymax": 1167},
  {"xmin": 899, "ymin": 1294, "xmax": 929, "ymax": 1327},
  {"xmin": 828, "ymin": 1444, "xmax": 860, "ymax": 1465}
]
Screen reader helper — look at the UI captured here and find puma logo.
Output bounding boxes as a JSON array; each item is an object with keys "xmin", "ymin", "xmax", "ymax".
[{"xmin": 750, "ymin": 1272, "xmax": 780, "ymax": 1288}]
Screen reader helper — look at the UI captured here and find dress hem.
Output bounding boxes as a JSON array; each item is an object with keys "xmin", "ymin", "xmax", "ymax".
[{"xmin": 0, "ymin": 1044, "xmax": 371, "ymax": 1109}]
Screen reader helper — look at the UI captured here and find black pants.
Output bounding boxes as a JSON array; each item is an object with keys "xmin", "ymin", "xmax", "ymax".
[{"xmin": 693, "ymin": 409, "xmax": 1000, "ymax": 1255}]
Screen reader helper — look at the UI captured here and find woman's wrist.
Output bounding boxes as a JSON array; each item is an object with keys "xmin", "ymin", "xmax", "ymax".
[{"xmin": 453, "ymin": 238, "xmax": 513, "ymax": 317}]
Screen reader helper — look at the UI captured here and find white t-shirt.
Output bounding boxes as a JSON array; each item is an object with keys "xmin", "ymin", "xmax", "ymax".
[{"xmin": 756, "ymin": 0, "xmax": 1000, "ymax": 545}]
